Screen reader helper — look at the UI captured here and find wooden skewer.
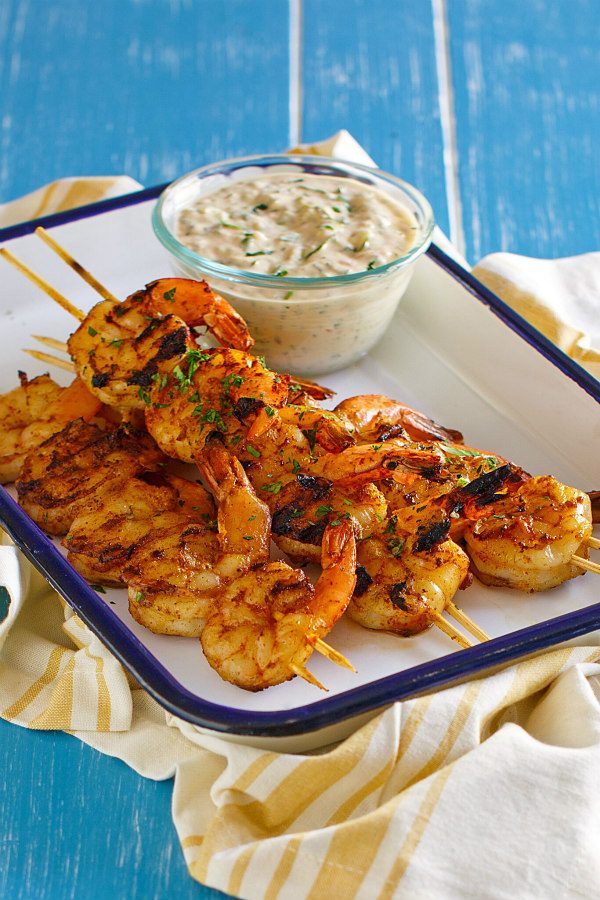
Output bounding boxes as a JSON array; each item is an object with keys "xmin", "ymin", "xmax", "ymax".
[
  {"xmin": 289, "ymin": 662, "xmax": 327, "ymax": 691},
  {"xmin": 586, "ymin": 536, "xmax": 600, "ymax": 551},
  {"xmin": 23, "ymin": 349, "xmax": 76, "ymax": 373},
  {"xmin": 32, "ymin": 335, "xmax": 69, "ymax": 353},
  {"xmin": 272, "ymin": 610, "xmax": 355, "ymax": 672},
  {"xmin": 0, "ymin": 247, "xmax": 85, "ymax": 321},
  {"xmin": 312, "ymin": 637, "xmax": 357, "ymax": 672},
  {"xmin": 445, "ymin": 600, "xmax": 491, "ymax": 642},
  {"xmin": 35, "ymin": 226, "xmax": 119, "ymax": 303},
  {"xmin": 572, "ymin": 555, "xmax": 600, "ymax": 575},
  {"xmin": 431, "ymin": 611, "xmax": 473, "ymax": 649}
]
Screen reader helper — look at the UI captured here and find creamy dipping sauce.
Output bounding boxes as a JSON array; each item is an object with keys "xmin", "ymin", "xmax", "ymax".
[{"xmin": 176, "ymin": 174, "xmax": 419, "ymax": 277}]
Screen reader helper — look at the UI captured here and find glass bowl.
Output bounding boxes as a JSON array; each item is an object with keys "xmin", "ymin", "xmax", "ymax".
[{"xmin": 152, "ymin": 154, "xmax": 434, "ymax": 375}]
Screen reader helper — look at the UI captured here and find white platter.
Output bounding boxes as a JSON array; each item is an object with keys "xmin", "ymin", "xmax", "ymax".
[{"xmin": 0, "ymin": 188, "xmax": 598, "ymax": 751}]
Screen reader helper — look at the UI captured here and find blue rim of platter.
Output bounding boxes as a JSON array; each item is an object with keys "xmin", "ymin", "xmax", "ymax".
[{"xmin": 0, "ymin": 183, "xmax": 599, "ymax": 737}]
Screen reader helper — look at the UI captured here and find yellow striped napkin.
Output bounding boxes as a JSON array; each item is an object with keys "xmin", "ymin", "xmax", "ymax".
[
  {"xmin": 1, "ymin": 142, "xmax": 600, "ymax": 898},
  {"xmin": 2, "ymin": 531, "xmax": 599, "ymax": 898},
  {"xmin": 0, "ymin": 175, "xmax": 143, "ymax": 228}
]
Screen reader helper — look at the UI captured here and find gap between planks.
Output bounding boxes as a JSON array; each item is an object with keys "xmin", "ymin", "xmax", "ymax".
[
  {"xmin": 432, "ymin": 0, "xmax": 466, "ymax": 259},
  {"xmin": 289, "ymin": 0, "xmax": 303, "ymax": 147}
]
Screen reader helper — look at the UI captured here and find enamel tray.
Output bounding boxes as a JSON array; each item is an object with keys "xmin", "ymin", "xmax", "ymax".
[{"xmin": 1, "ymin": 187, "xmax": 599, "ymax": 751}]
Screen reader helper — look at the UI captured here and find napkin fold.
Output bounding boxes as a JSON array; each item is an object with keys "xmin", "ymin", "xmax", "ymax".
[{"xmin": 1, "ymin": 134, "xmax": 600, "ymax": 899}]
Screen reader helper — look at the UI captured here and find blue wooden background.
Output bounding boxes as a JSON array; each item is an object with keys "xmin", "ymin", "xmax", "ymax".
[{"xmin": 1, "ymin": 1, "xmax": 599, "ymax": 897}]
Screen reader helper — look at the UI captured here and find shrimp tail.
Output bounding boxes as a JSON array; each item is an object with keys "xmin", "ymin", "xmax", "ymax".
[
  {"xmin": 143, "ymin": 278, "xmax": 254, "ymax": 350},
  {"xmin": 310, "ymin": 522, "xmax": 357, "ymax": 633}
]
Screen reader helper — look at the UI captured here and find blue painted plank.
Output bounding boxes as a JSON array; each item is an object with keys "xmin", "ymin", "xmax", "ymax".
[
  {"xmin": 0, "ymin": 718, "xmax": 230, "ymax": 900},
  {"xmin": 449, "ymin": 0, "xmax": 600, "ymax": 261},
  {"xmin": 302, "ymin": 0, "xmax": 450, "ymax": 236},
  {"xmin": 0, "ymin": 0, "xmax": 290, "ymax": 202}
]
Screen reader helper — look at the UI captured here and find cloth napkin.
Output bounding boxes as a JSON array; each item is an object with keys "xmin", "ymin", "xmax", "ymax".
[{"xmin": 1, "ymin": 134, "xmax": 600, "ymax": 900}]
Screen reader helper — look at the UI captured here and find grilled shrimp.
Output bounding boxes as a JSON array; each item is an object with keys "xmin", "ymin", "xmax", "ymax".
[
  {"xmin": 462, "ymin": 475, "xmax": 593, "ymax": 591},
  {"xmin": 0, "ymin": 373, "xmax": 102, "ymax": 483},
  {"xmin": 145, "ymin": 347, "xmax": 294, "ymax": 462},
  {"xmin": 124, "ymin": 435, "xmax": 271, "ymax": 636},
  {"xmin": 313, "ymin": 439, "xmax": 446, "ymax": 481},
  {"xmin": 200, "ymin": 521, "xmax": 356, "ymax": 691},
  {"xmin": 68, "ymin": 278, "xmax": 253, "ymax": 410},
  {"xmin": 334, "ymin": 395, "xmax": 463, "ymax": 444},
  {"xmin": 348, "ymin": 505, "xmax": 470, "ymax": 637},
  {"xmin": 135, "ymin": 278, "xmax": 253, "ymax": 350},
  {"xmin": 270, "ymin": 472, "xmax": 387, "ymax": 564},
  {"xmin": 16, "ymin": 420, "xmax": 164, "ymax": 534},
  {"xmin": 65, "ymin": 473, "xmax": 215, "ymax": 585}
]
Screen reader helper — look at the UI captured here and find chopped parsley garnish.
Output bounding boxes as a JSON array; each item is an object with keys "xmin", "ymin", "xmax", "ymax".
[
  {"xmin": 439, "ymin": 443, "xmax": 482, "ymax": 459},
  {"xmin": 90, "ymin": 583, "xmax": 106, "ymax": 594},
  {"xmin": 134, "ymin": 590, "xmax": 145, "ymax": 603},
  {"xmin": 367, "ymin": 259, "xmax": 377, "ymax": 270},
  {"xmin": 222, "ymin": 373, "xmax": 244, "ymax": 395},
  {"xmin": 384, "ymin": 516, "xmax": 397, "ymax": 535},
  {"xmin": 261, "ymin": 481, "xmax": 282, "ymax": 494},
  {"xmin": 87, "ymin": 326, "xmax": 97, "ymax": 336},
  {"xmin": 246, "ymin": 445, "xmax": 261, "ymax": 458},
  {"xmin": 252, "ymin": 203, "xmax": 269, "ymax": 212},
  {"xmin": 291, "ymin": 459, "xmax": 301, "ymax": 474},
  {"xmin": 265, "ymin": 406, "xmax": 275, "ymax": 417},
  {"xmin": 316, "ymin": 504, "xmax": 333, "ymax": 518},
  {"xmin": 138, "ymin": 387, "xmax": 151, "ymax": 407},
  {"xmin": 152, "ymin": 372, "xmax": 168, "ymax": 391},
  {"xmin": 200, "ymin": 408, "xmax": 227, "ymax": 430},
  {"xmin": 302, "ymin": 427, "xmax": 318, "ymax": 453},
  {"xmin": 388, "ymin": 537, "xmax": 405, "ymax": 558},
  {"xmin": 114, "ymin": 305, "xmax": 127, "ymax": 317},
  {"xmin": 303, "ymin": 240, "xmax": 328, "ymax": 260},
  {"xmin": 245, "ymin": 250, "xmax": 273, "ymax": 257},
  {"xmin": 163, "ymin": 287, "xmax": 176, "ymax": 302},
  {"xmin": 109, "ymin": 339, "xmax": 123, "ymax": 348}
]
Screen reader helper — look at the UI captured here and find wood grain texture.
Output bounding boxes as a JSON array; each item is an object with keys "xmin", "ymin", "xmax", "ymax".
[
  {"xmin": 448, "ymin": 0, "xmax": 600, "ymax": 261},
  {"xmin": 0, "ymin": 0, "xmax": 290, "ymax": 202},
  {"xmin": 301, "ymin": 0, "xmax": 451, "ymax": 235},
  {"xmin": 0, "ymin": 718, "xmax": 228, "ymax": 900}
]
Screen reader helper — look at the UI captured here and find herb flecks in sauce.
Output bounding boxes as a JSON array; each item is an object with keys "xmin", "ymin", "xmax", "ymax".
[{"xmin": 176, "ymin": 174, "xmax": 418, "ymax": 279}]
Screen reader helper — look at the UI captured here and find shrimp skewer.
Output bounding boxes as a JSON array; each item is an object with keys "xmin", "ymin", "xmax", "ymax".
[
  {"xmin": 461, "ymin": 475, "xmax": 593, "ymax": 592},
  {"xmin": 200, "ymin": 520, "xmax": 356, "ymax": 691},
  {"xmin": 16, "ymin": 419, "xmax": 165, "ymax": 534},
  {"xmin": 348, "ymin": 505, "xmax": 476, "ymax": 648},
  {"xmin": 0, "ymin": 373, "xmax": 103, "ymax": 484}
]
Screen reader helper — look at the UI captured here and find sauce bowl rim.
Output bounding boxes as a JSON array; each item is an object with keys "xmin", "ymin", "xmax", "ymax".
[{"xmin": 152, "ymin": 154, "xmax": 435, "ymax": 291}]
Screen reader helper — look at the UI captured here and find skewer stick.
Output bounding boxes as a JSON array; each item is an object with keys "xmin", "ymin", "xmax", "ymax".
[
  {"xmin": 586, "ymin": 536, "xmax": 600, "ymax": 551},
  {"xmin": 430, "ymin": 612, "xmax": 473, "ymax": 649},
  {"xmin": 445, "ymin": 601, "xmax": 491, "ymax": 642},
  {"xmin": 312, "ymin": 637, "xmax": 357, "ymax": 672},
  {"xmin": 0, "ymin": 247, "xmax": 85, "ymax": 321},
  {"xmin": 272, "ymin": 610, "xmax": 355, "ymax": 672},
  {"xmin": 572, "ymin": 555, "xmax": 600, "ymax": 575},
  {"xmin": 289, "ymin": 662, "xmax": 328, "ymax": 691},
  {"xmin": 35, "ymin": 226, "xmax": 119, "ymax": 303},
  {"xmin": 23, "ymin": 349, "xmax": 76, "ymax": 373},
  {"xmin": 32, "ymin": 335, "xmax": 69, "ymax": 353}
]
